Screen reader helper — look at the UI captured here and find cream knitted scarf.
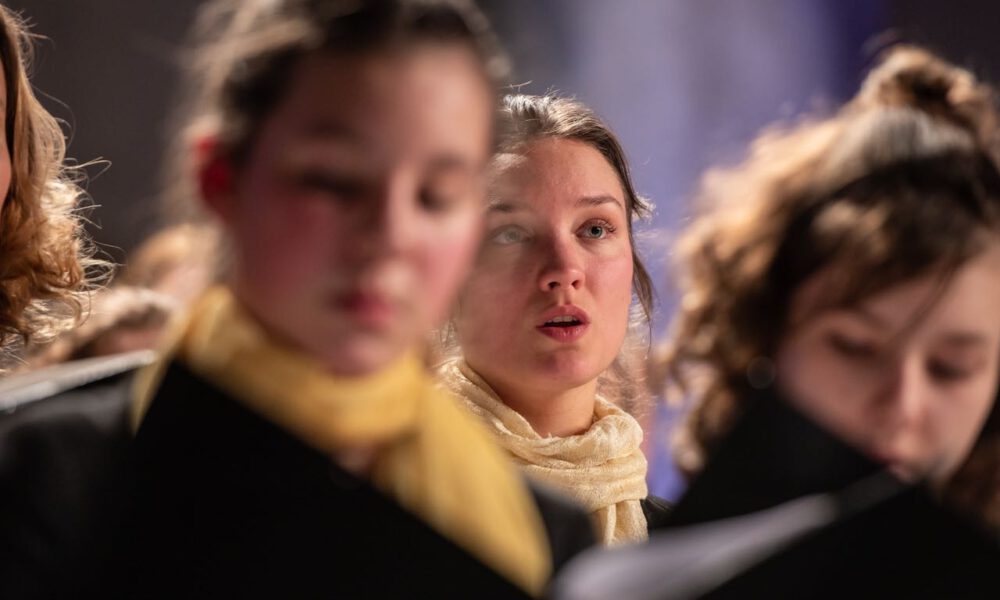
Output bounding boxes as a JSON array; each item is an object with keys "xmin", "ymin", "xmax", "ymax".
[{"xmin": 437, "ymin": 358, "xmax": 649, "ymax": 545}]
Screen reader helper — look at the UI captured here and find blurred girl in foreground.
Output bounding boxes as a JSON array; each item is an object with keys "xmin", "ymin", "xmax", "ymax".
[{"xmin": 0, "ymin": 1, "xmax": 591, "ymax": 597}]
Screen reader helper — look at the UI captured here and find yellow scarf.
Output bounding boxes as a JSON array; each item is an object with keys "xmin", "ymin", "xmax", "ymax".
[
  {"xmin": 132, "ymin": 288, "xmax": 551, "ymax": 595},
  {"xmin": 438, "ymin": 358, "xmax": 650, "ymax": 546}
]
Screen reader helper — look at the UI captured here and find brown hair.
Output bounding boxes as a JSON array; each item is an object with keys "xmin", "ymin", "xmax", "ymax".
[
  {"xmin": 660, "ymin": 47, "xmax": 1000, "ymax": 523},
  {"xmin": 443, "ymin": 93, "xmax": 654, "ymax": 411},
  {"xmin": 163, "ymin": 0, "xmax": 510, "ymax": 221},
  {"xmin": 0, "ymin": 6, "xmax": 107, "ymax": 360}
]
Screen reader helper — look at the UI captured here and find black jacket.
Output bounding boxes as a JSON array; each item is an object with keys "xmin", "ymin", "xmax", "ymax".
[
  {"xmin": 640, "ymin": 495, "xmax": 672, "ymax": 531},
  {"xmin": 0, "ymin": 354, "xmax": 594, "ymax": 599},
  {"xmin": 556, "ymin": 396, "xmax": 1000, "ymax": 600}
]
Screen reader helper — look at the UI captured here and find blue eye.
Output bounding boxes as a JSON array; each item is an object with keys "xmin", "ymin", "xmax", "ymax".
[
  {"xmin": 579, "ymin": 220, "xmax": 615, "ymax": 239},
  {"xmin": 489, "ymin": 226, "xmax": 529, "ymax": 245}
]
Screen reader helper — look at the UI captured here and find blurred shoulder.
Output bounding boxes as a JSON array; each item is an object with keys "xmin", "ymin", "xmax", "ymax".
[
  {"xmin": 0, "ymin": 351, "xmax": 154, "ymax": 598},
  {"xmin": 0, "ymin": 350, "xmax": 155, "ymax": 444},
  {"xmin": 641, "ymin": 494, "xmax": 674, "ymax": 530},
  {"xmin": 527, "ymin": 480, "xmax": 597, "ymax": 574}
]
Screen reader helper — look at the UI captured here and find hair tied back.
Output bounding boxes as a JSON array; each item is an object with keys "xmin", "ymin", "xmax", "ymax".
[{"xmin": 855, "ymin": 45, "xmax": 998, "ymax": 147}]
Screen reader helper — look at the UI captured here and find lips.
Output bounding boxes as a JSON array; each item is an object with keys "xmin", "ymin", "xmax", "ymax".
[
  {"xmin": 536, "ymin": 305, "xmax": 590, "ymax": 343},
  {"xmin": 333, "ymin": 290, "xmax": 397, "ymax": 328}
]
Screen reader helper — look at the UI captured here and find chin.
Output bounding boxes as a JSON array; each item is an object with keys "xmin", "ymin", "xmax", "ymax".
[
  {"xmin": 530, "ymin": 359, "xmax": 602, "ymax": 390},
  {"xmin": 312, "ymin": 336, "xmax": 403, "ymax": 377},
  {"xmin": 886, "ymin": 462, "xmax": 921, "ymax": 484}
]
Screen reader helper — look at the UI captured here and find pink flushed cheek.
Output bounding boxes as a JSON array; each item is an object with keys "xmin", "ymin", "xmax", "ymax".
[
  {"xmin": 418, "ymin": 236, "xmax": 480, "ymax": 325},
  {"xmin": 237, "ymin": 199, "xmax": 345, "ymax": 293}
]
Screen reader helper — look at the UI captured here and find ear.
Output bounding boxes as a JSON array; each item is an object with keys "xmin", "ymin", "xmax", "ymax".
[{"xmin": 195, "ymin": 135, "xmax": 237, "ymax": 223}]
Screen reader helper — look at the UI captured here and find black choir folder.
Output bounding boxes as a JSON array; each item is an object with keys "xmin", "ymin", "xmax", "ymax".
[{"xmin": 554, "ymin": 394, "xmax": 1000, "ymax": 600}]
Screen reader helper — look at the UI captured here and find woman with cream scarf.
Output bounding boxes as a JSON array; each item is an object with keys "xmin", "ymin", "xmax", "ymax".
[{"xmin": 438, "ymin": 93, "xmax": 670, "ymax": 546}]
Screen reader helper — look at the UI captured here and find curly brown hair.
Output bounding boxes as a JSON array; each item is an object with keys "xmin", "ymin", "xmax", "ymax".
[
  {"xmin": 0, "ymin": 6, "xmax": 106, "ymax": 361},
  {"xmin": 659, "ymin": 46, "xmax": 1000, "ymax": 525}
]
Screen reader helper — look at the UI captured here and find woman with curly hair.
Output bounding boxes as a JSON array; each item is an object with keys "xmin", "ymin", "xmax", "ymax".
[
  {"xmin": 0, "ymin": 6, "xmax": 104, "ymax": 365},
  {"xmin": 553, "ymin": 45, "xmax": 1000, "ymax": 600},
  {"xmin": 661, "ymin": 45, "xmax": 1000, "ymax": 530}
]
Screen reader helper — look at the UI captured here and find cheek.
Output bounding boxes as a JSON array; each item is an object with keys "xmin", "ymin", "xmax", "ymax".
[
  {"xmin": 232, "ymin": 183, "xmax": 345, "ymax": 288},
  {"xmin": 453, "ymin": 258, "xmax": 527, "ymax": 358},
  {"xmin": 776, "ymin": 334, "xmax": 867, "ymax": 428},
  {"xmin": 776, "ymin": 338, "xmax": 820, "ymax": 410},
  {"xmin": 415, "ymin": 211, "xmax": 482, "ymax": 324},
  {"xmin": 945, "ymin": 374, "xmax": 1000, "ymax": 447},
  {"xmin": 923, "ymin": 377, "xmax": 998, "ymax": 481},
  {"xmin": 458, "ymin": 269, "xmax": 512, "ymax": 325},
  {"xmin": 590, "ymin": 251, "xmax": 635, "ymax": 329}
]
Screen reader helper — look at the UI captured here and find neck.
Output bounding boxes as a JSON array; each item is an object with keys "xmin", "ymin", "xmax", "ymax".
[{"xmin": 485, "ymin": 375, "xmax": 598, "ymax": 437}]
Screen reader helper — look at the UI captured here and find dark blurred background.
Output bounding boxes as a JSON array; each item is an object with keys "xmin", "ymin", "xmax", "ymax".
[{"xmin": 10, "ymin": 0, "xmax": 1000, "ymax": 497}]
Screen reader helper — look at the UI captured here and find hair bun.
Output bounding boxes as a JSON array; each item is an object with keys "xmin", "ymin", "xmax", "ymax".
[{"xmin": 855, "ymin": 45, "xmax": 997, "ymax": 144}]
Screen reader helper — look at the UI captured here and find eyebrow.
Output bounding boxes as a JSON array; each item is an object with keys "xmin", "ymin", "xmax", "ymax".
[
  {"xmin": 843, "ymin": 307, "xmax": 992, "ymax": 349},
  {"xmin": 937, "ymin": 332, "xmax": 991, "ymax": 348},
  {"xmin": 488, "ymin": 194, "xmax": 625, "ymax": 214},
  {"xmin": 577, "ymin": 194, "xmax": 625, "ymax": 210},
  {"xmin": 298, "ymin": 119, "xmax": 361, "ymax": 143},
  {"xmin": 845, "ymin": 305, "xmax": 891, "ymax": 329},
  {"xmin": 487, "ymin": 200, "xmax": 522, "ymax": 214}
]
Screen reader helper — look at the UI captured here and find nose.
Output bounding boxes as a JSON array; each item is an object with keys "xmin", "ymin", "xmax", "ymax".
[
  {"xmin": 875, "ymin": 354, "xmax": 929, "ymax": 427},
  {"xmin": 354, "ymin": 176, "xmax": 416, "ymax": 259},
  {"xmin": 537, "ymin": 235, "xmax": 585, "ymax": 293}
]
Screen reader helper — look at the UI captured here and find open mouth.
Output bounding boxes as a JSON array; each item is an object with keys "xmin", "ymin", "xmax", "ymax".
[
  {"xmin": 536, "ymin": 306, "xmax": 590, "ymax": 342},
  {"xmin": 543, "ymin": 315, "xmax": 584, "ymax": 328}
]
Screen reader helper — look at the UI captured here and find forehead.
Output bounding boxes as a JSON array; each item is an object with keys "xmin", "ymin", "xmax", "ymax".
[
  {"xmin": 800, "ymin": 245, "xmax": 1000, "ymax": 339},
  {"xmin": 927, "ymin": 246, "xmax": 1000, "ymax": 333},
  {"xmin": 260, "ymin": 46, "xmax": 493, "ymax": 157},
  {"xmin": 490, "ymin": 137, "xmax": 625, "ymax": 212}
]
